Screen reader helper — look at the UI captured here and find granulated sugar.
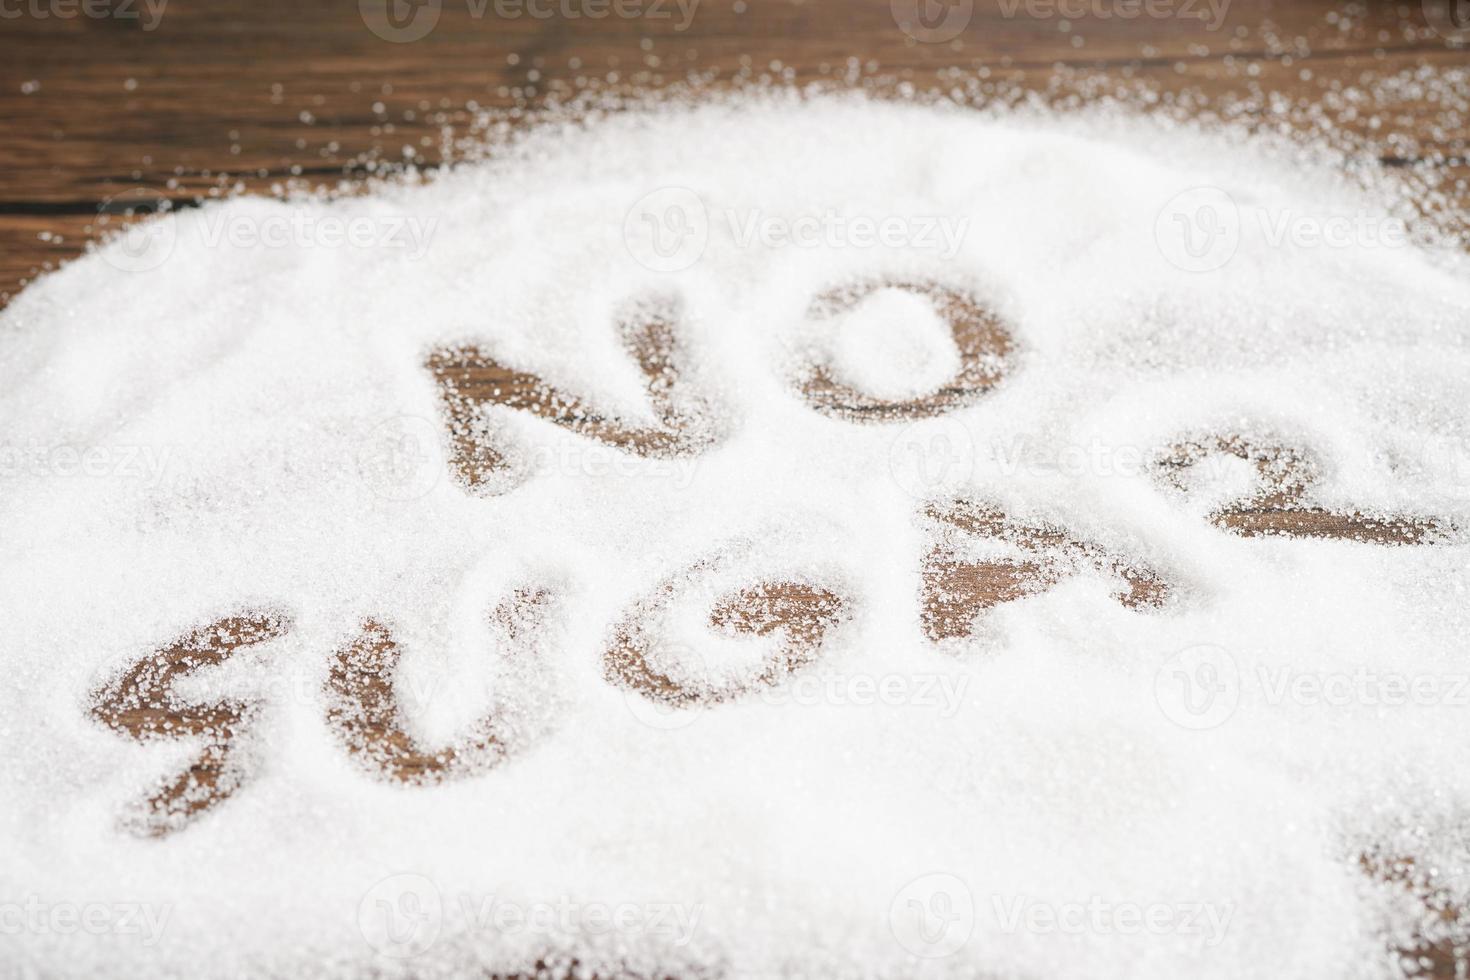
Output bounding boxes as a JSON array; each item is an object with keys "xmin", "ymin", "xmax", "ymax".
[{"xmin": 2, "ymin": 89, "xmax": 1469, "ymax": 979}]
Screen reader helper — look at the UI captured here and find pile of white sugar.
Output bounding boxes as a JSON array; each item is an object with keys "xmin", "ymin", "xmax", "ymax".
[{"xmin": 2, "ymin": 90, "xmax": 1470, "ymax": 980}]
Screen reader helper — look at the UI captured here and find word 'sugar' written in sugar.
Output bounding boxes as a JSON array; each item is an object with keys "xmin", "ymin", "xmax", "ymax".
[{"xmin": 89, "ymin": 278, "xmax": 1453, "ymax": 837}]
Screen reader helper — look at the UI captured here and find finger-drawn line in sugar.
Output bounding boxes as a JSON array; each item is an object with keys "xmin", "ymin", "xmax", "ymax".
[
  {"xmin": 605, "ymin": 554, "xmax": 849, "ymax": 710},
  {"xmin": 796, "ymin": 278, "xmax": 1014, "ymax": 423},
  {"xmin": 919, "ymin": 499, "xmax": 1170, "ymax": 643},
  {"xmin": 1359, "ymin": 850, "xmax": 1470, "ymax": 976},
  {"xmin": 325, "ymin": 587, "xmax": 556, "ymax": 784},
  {"xmin": 426, "ymin": 293, "xmax": 721, "ymax": 496},
  {"xmin": 89, "ymin": 612, "xmax": 293, "ymax": 838},
  {"xmin": 1153, "ymin": 433, "xmax": 1451, "ymax": 544}
]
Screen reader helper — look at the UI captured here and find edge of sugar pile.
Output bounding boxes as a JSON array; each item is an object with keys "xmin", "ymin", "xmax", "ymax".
[{"xmin": 1, "ymin": 78, "xmax": 1469, "ymax": 980}]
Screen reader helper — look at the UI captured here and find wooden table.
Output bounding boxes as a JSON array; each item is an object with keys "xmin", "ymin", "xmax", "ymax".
[
  {"xmin": 5, "ymin": 1, "xmax": 1468, "ymax": 975},
  {"xmin": 1, "ymin": 0, "xmax": 1466, "ymax": 304}
]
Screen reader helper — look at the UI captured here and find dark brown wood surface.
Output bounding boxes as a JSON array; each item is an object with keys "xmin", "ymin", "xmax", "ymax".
[
  {"xmin": 9, "ymin": 1, "xmax": 1470, "ymax": 975},
  {"xmin": 1, "ymin": 0, "xmax": 1467, "ymax": 304}
]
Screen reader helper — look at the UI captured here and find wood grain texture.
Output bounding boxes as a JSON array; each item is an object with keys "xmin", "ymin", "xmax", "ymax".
[
  {"xmin": 605, "ymin": 574, "xmax": 848, "ymax": 706},
  {"xmin": 0, "ymin": 0, "xmax": 1467, "ymax": 303},
  {"xmin": 800, "ymin": 279, "xmax": 1013, "ymax": 421},
  {"xmin": 920, "ymin": 497, "xmax": 1172, "ymax": 640},
  {"xmin": 1156, "ymin": 434, "xmax": 1452, "ymax": 543},
  {"xmin": 89, "ymin": 611, "xmax": 293, "ymax": 836},
  {"xmin": 428, "ymin": 293, "xmax": 720, "ymax": 495},
  {"xmin": 325, "ymin": 587, "xmax": 554, "ymax": 783}
]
